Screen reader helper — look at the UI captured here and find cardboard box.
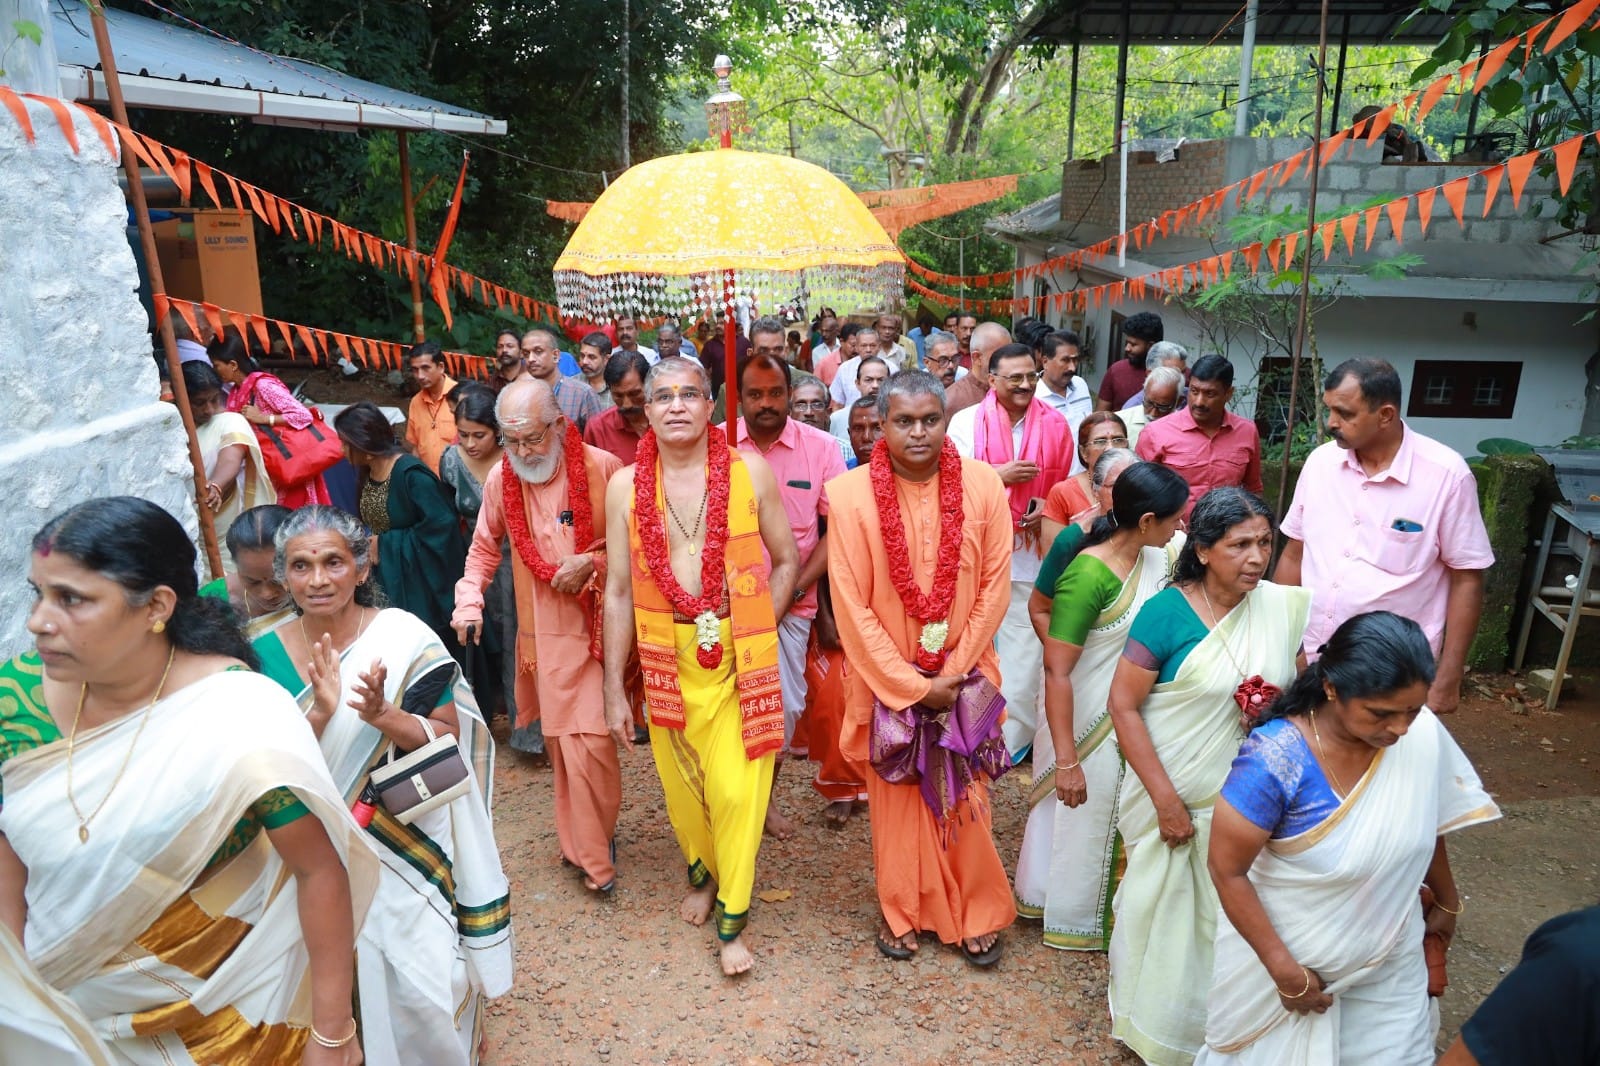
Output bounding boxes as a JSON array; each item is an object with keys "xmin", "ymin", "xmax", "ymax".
[{"xmin": 153, "ymin": 209, "xmax": 263, "ymax": 318}]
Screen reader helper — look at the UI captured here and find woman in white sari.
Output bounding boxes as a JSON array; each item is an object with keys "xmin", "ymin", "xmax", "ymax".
[
  {"xmin": 183, "ymin": 361, "xmax": 276, "ymax": 563},
  {"xmin": 1015, "ymin": 462, "xmax": 1187, "ymax": 950},
  {"xmin": 0, "ymin": 497, "xmax": 375, "ymax": 1065},
  {"xmin": 1197, "ymin": 612, "xmax": 1499, "ymax": 1065},
  {"xmin": 253, "ymin": 506, "xmax": 512, "ymax": 1066},
  {"xmin": 1106, "ymin": 488, "xmax": 1311, "ymax": 1065}
]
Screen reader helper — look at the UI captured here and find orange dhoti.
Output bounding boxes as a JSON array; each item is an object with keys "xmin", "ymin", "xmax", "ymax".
[{"xmin": 803, "ymin": 632, "xmax": 867, "ymax": 803}]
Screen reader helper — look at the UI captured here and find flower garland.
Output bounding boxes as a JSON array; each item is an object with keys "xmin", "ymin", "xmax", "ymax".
[
  {"xmin": 634, "ymin": 429, "xmax": 733, "ymax": 668},
  {"xmin": 869, "ymin": 437, "xmax": 965, "ymax": 671},
  {"xmin": 502, "ymin": 423, "xmax": 592, "ymax": 585}
]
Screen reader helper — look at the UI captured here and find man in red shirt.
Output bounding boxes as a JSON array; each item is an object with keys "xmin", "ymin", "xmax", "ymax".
[
  {"xmin": 1134, "ymin": 353, "xmax": 1263, "ymax": 516},
  {"xmin": 583, "ymin": 351, "xmax": 652, "ymax": 465},
  {"xmin": 1096, "ymin": 311, "xmax": 1163, "ymax": 412}
]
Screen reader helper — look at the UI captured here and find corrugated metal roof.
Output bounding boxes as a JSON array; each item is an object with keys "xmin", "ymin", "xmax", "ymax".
[
  {"xmin": 50, "ymin": 0, "xmax": 505, "ymax": 133},
  {"xmin": 1029, "ymin": 0, "xmax": 1459, "ymax": 45}
]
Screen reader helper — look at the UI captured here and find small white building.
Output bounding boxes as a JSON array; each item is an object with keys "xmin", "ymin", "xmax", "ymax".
[{"xmin": 989, "ymin": 135, "xmax": 1600, "ymax": 455}]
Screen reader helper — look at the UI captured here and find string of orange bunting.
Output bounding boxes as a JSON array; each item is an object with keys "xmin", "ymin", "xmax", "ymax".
[
  {"xmin": 0, "ymin": 87, "xmax": 564, "ymax": 329},
  {"xmin": 152, "ymin": 293, "xmax": 488, "ymax": 379},
  {"xmin": 909, "ymin": 127, "xmax": 1592, "ymax": 319},
  {"xmin": 899, "ymin": 0, "xmax": 1600, "ymax": 292}
]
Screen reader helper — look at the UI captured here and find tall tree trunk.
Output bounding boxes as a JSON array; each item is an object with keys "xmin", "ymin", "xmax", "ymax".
[{"xmin": 942, "ymin": 2, "xmax": 1052, "ymax": 157}]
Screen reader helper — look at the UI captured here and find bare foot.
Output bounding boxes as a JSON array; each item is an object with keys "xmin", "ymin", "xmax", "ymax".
[
  {"xmin": 763, "ymin": 805, "xmax": 795, "ymax": 839},
  {"xmin": 680, "ymin": 881, "xmax": 716, "ymax": 926},
  {"xmin": 719, "ymin": 934, "xmax": 755, "ymax": 976},
  {"xmin": 877, "ymin": 924, "xmax": 919, "ymax": 957},
  {"xmin": 583, "ymin": 874, "xmax": 614, "ymax": 894},
  {"xmin": 964, "ymin": 930, "xmax": 999, "ymax": 954},
  {"xmin": 822, "ymin": 799, "xmax": 855, "ymax": 827}
]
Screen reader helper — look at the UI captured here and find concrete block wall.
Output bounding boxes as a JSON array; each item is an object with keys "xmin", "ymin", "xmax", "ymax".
[
  {"xmin": 0, "ymin": 95, "xmax": 199, "ymax": 657},
  {"xmin": 1063, "ymin": 134, "xmax": 1564, "ymax": 246}
]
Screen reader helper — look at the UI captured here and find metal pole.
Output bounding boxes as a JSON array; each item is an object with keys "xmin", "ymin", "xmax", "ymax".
[
  {"xmin": 1067, "ymin": 43, "xmax": 1080, "ymax": 160},
  {"xmin": 724, "ymin": 273, "xmax": 739, "ymax": 446},
  {"xmin": 398, "ymin": 132, "xmax": 425, "ymax": 342},
  {"xmin": 1235, "ymin": 0, "xmax": 1260, "ymax": 136},
  {"xmin": 1465, "ymin": 35, "xmax": 1491, "ymax": 146},
  {"xmin": 620, "ymin": 0, "xmax": 631, "ymax": 169},
  {"xmin": 1328, "ymin": 16, "xmax": 1351, "ymax": 136},
  {"xmin": 1114, "ymin": 0, "xmax": 1131, "ymax": 149},
  {"xmin": 1119, "ymin": 121, "xmax": 1129, "ymax": 267},
  {"xmin": 1275, "ymin": 0, "xmax": 1330, "ymax": 523},
  {"xmin": 88, "ymin": 1, "xmax": 224, "ymax": 579}
]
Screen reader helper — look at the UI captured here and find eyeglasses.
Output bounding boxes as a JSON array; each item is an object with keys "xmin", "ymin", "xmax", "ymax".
[
  {"xmin": 924, "ymin": 355, "xmax": 958, "ymax": 368},
  {"xmin": 1087, "ymin": 435, "xmax": 1130, "ymax": 448},
  {"xmin": 648, "ymin": 386, "xmax": 708, "ymax": 406},
  {"xmin": 997, "ymin": 372, "xmax": 1041, "ymax": 388},
  {"xmin": 791, "ymin": 399, "xmax": 829, "ymax": 411},
  {"xmin": 500, "ymin": 422, "xmax": 559, "ymax": 451},
  {"xmin": 1145, "ymin": 399, "xmax": 1178, "ymax": 415}
]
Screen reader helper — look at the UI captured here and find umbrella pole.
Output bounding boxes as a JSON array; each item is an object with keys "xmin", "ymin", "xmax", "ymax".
[{"xmin": 724, "ymin": 275, "xmax": 739, "ymax": 445}]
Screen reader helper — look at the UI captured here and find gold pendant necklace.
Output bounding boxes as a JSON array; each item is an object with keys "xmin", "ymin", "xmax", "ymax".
[
  {"xmin": 1309, "ymin": 711, "xmax": 1350, "ymax": 796},
  {"xmin": 66, "ymin": 645, "xmax": 176, "ymax": 843}
]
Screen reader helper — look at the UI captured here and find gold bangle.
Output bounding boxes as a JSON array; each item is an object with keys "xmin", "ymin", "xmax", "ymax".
[
  {"xmin": 310, "ymin": 1019, "xmax": 358, "ymax": 1048},
  {"xmin": 1057, "ymin": 760, "xmax": 1081, "ymax": 772},
  {"xmin": 1278, "ymin": 966, "xmax": 1312, "ymax": 999},
  {"xmin": 1434, "ymin": 896, "xmax": 1466, "ymax": 916}
]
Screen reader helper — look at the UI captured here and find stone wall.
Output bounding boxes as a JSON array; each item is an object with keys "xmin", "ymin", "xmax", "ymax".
[{"xmin": 0, "ymin": 93, "xmax": 199, "ymax": 656}]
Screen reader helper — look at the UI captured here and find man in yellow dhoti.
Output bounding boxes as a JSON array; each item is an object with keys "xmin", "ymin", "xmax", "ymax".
[
  {"xmin": 603, "ymin": 357, "xmax": 799, "ymax": 976},
  {"xmin": 453, "ymin": 380, "xmax": 624, "ymax": 893}
]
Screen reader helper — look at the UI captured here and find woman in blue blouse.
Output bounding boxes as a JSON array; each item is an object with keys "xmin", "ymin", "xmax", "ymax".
[{"xmin": 1195, "ymin": 612, "xmax": 1499, "ymax": 1065}]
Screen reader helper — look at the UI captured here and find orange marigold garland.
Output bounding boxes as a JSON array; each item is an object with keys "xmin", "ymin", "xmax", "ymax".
[
  {"xmin": 869, "ymin": 437, "xmax": 965, "ymax": 671},
  {"xmin": 501, "ymin": 423, "xmax": 592, "ymax": 584},
  {"xmin": 634, "ymin": 429, "xmax": 732, "ymax": 668}
]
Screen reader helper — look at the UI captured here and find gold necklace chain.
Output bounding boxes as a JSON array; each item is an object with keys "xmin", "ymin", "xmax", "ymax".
[
  {"xmin": 299, "ymin": 606, "xmax": 371, "ymax": 656},
  {"xmin": 1199, "ymin": 581, "xmax": 1252, "ymax": 680},
  {"xmin": 1309, "ymin": 710, "xmax": 1350, "ymax": 796},
  {"xmin": 66, "ymin": 645, "xmax": 176, "ymax": 844},
  {"xmin": 663, "ymin": 486, "xmax": 708, "ymax": 556}
]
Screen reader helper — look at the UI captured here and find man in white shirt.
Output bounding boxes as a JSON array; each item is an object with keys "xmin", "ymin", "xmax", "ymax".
[
  {"xmin": 874, "ymin": 313, "xmax": 918, "ymax": 371},
  {"xmin": 1035, "ymin": 329, "xmax": 1092, "ymax": 424},
  {"xmin": 829, "ymin": 355, "xmax": 890, "ymax": 446},
  {"xmin": 829, "ymin": 327, "xmax": 881, "ymax": 410},
  {"xmin": 810, "ymin": 312, "xmax": 841, "ymax": 369},
  {"xmin": 611, "ymin": 315, "xmax": 659, "ymax": 365}
]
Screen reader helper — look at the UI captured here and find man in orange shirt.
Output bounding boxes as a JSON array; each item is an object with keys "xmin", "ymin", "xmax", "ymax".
[
  {"xmin": 827, "ymin": 369, "xmax": 1017, "ymax": 967},
  {"xmin": 404, "ymin": 341, "xmax": 457, "ymax": 474}
]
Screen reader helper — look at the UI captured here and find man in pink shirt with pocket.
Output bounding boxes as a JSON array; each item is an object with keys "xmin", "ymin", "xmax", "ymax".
[
  {"xmin": 731, "ymin": 338, "xmax": 848, "ymax": 837},
  {"xmin": 1275, "ymin": 358, "xmax": 1493, "ymax": 713},
  {"xmin": 1134, "ymin": 353, "xmax": 1263, "ymax": 517}
]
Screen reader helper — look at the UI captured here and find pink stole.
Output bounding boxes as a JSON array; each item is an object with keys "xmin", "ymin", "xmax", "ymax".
[{"xmin": 973, "ymin": 392, "xmax": 1074, "ymax": 529}]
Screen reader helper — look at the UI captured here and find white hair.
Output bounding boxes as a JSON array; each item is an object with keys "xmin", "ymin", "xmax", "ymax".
[
  {"xmin": 1144, "ymin": 365, "xmax": 1185, "ymax": 392},
  {"xmin": 1147, "ymin": 341, "xmax": 1189, "ymax": 368}
]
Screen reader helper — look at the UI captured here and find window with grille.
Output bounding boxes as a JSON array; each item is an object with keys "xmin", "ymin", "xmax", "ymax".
[{"xmin": 1406, "ymin": 360, "xmax": 1521, "ymax": 419}]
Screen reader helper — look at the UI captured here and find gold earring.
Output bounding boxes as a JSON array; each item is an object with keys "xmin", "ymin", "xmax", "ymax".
[{"xmin": 151, "ymin": 620, "xmax": 166, "ymax": 634}]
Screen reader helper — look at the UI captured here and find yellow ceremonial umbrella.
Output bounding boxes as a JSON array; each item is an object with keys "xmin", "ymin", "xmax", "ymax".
[{"xmin": 553, "ymin": 60, "xmax": 904, "ymax": 442}]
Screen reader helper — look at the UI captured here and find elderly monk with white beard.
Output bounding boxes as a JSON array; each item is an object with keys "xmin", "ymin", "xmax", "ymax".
[{"xmin": 453, "ymin": 379, "xmax": 625, "ymax": 893}]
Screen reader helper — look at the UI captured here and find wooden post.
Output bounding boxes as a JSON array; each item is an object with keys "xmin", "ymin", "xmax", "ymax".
[
  {"xmin": 88, "ymin": 2, "xmax": 224, "ymax": 579},
  {"xmin": 398, "ymin": 132, "xmax": 426, "ymax": 343}
]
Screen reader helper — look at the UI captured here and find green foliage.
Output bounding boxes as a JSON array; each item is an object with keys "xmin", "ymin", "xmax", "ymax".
[{"xmin": 1, "ymin": 18, "xmax": 44, "ymax": 77}]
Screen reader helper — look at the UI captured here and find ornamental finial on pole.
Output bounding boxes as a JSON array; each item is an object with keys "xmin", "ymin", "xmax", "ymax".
[{"xmin": 705, "ymin": 54, "xmax": 748, "ymax": 146}]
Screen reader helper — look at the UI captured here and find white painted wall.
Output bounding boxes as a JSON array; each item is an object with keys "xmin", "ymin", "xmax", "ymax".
[{"xmin": 0, "ymin": 92, "xmax": 199, "ymax": 657}]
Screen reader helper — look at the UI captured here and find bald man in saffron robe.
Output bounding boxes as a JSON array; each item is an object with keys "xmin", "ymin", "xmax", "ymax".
[
  {"xmin": 453, "ymin": 379, "xmax": 623, "ymax": 894},
  {"xmin": 827, "ymin": 370, "xmax": 1017, "ymax": 965}
]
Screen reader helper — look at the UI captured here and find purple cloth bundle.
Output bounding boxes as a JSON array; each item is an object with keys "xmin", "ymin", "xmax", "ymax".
[{"xmin": 869, "ymin": 669, "xmax": 1013, "ymax": 828}]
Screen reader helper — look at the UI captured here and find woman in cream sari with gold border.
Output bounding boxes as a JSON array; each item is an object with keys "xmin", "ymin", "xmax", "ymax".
[
  {"xmin": 1106, "ymin": 489, "xmax": 1310, "ymax": 1066},
  {"xmin": 0, "ymin": 498, "xmax": 375, "ymax": 1065},
  {"xmin": 1197, "ymin": 613, "xmax": 1499, "ymax": 1066},
  {"xmin": 255, "ymin": 507, "xmax": 512, "ymax": 1066}
]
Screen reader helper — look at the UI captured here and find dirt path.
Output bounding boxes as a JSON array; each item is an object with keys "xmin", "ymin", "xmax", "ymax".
[{"xmin": 480, "ymin": 675, "xmax": 1600, "ymax": 1065}]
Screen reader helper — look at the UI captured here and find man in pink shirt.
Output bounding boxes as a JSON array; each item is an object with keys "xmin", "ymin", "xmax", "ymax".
[
  {"xmin": 452, "ymin": 379, "xmax": 625, "ymax": 893},
  {"xmin": 1134, "ymin": 353, "xmax": 1263, "ymax": 516},
  {"xmin": 733, "ymin": 349, "xmax": 848, "ymax": 837},
  {"xmin": 583, "ymin": 351, "xmax": 652, "ymax": 465},
  {"xmin": 1275, "ymin": 358, "xmax": 1492, "ymax": 713}
]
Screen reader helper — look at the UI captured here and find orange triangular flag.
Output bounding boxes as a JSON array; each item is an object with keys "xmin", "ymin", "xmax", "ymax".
[
  {"xmin": 248, "ymin": 316, "xmax": 271, "ymax": 352},
  {"xmin": 274, "ymin": 318, "xmax": 293, "ymax": 353},
  {"xmin": 1242, "ymin": 244, "xmax": 1263, "ymax": 273},
  {"xmin": 1319, "ymin": 128, "xmax": 1351, "ymax": 165},
  {"xmin": 227, "ymin": 311, "xmax": 249, "ymax": 340},
  {"xmin": 1219, "ymin": 251, "xmax": 1234, "ymax": 277},
  {"xmin": 1442, "ymin": 177, "xmax": 1470, "ymax": 227},
  {"xmin": 171, "ymin": 300, "xmax": 201, "ymax": 343},
  {"xmin": 168, "ymin": 148, "xmax": 193, "ymax": 203},
  {"xmin": 200, "ymin": 302, "xmax": 224, "ymax": 341},
  {"xmin": 1481, "ymin": 165, "xmax": 1505, "ymax": 216},
  {"xmin": 1522, "ymin": 14, "xmax": 1557, "ymax": 63},
  {"xmin": 1386, "ymin": 197, "xmax": 1410, "ymax": 245},
  {"xmin": 151, "ymin": 292, "xmax": 169, "ymax": 325},
  {"xmin": 0, "ymin": 87, "xmax": 36, "ymax": 144},
  {"xmin": 294, "ymin": 324, "xmax": 318, "ymax": 361},
  {"xmin": 1506, "ymin": 151, "xmax": 1539, "ymax": 208},
  {"xmin": 1340, "ymin": 213, "xmax": 1360, "ymax": 254},
  {"xmin": 1474, "ymin": 37, "xmax": 1520, "ymax": 92},
  {"xmin": 1320, "ymin": 219, "xmax": 1339, "ymax": 259},
  {"xmin": 1553, "ymin": 134, "xmax": 1585, "ymax": 195},
  {"xmin": 279, "ymin": 200, "xmax": 299, "ymax": 240},
  {"xmin": 1283, "ymin": 231, "xmax": 1301, "ymax": 266},
  {"xmin": 1416, "ymin": 187, "xmax": 1437, "ymax": 234},
  {"xmin": 1544, "ymin": 0, "xmax": 1600, "ymax": 53},
  {"xmin": 1415, "ymin": 74, "xmax": 1452, "ymax": 124},
  {"xmin": 35, "ymin": 96, "xmax": 81, "ymax": 154},
  {"xmin": 1363, "ymin": 106, "xmax": 1396, "ymax": 145},
  {"xmin": 194, "ymin": 162, "xmax": 222, "ymax": 208},
  {"xmin": 72, "ymin": 103, "xmax": 117, "ymax": 158},
  {"xmin": 1364, "ymin": 205, "xmax": 1383, "ymax": 250}
]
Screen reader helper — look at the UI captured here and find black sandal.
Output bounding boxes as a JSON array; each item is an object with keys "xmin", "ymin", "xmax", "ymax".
[
  {"xmin": 961, "ymin": 935, "xmax": 1003, "ymax": 968},
  {"xmin": 876, "ymin": 929, "xmax": 916, "ymax": 960}
]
